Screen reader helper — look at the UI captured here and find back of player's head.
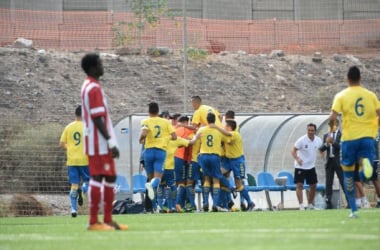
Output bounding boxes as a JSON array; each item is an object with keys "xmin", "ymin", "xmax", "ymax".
[
  {"xmin": 148, "ymin": 102, "xmax": 159, "ymax": 115},
  {"xmin": 160, "ymin": 110, "xmax": 172, "ymax": 119},
  {"xmin": 75, "ymin": 105, "xmax": 82, "ymax": 117},
  {"xmin": 225, "ymin": 110, "xmax": 235, "ymax": 119},
  {"xmin": 178, "ymin": 115, "xmax": 189, "ymax": 123},
  {"xmin": 347, "ymin": 66, "xmax": 361, "ymax": 83},
  {"xmin": 81, "ymin": 53, "xmax": 100, "ymax": 75},
  {"xmin": 191, "ymin": 96, "xmax": 202, "ymax": 103},
  {"xmin": 172, "ymin": 113, "xmax": 181, "ymax": 120},
  {"xmin": 226, "ymin": 120, "xmax": 237, "ymax": 131},
  {"xmin": 207, "ymin": 112, "xmax": 216, "ymax": 124}
]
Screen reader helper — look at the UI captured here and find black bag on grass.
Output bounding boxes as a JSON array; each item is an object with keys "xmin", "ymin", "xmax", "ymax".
[{"xmin": 112, "ymin": 198, "xmax": 144, "ymax": 214}]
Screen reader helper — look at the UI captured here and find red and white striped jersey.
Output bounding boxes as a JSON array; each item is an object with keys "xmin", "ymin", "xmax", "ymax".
[{"xmin": 81, "ymin": 76, "xmax": 117, "ymax": 156}]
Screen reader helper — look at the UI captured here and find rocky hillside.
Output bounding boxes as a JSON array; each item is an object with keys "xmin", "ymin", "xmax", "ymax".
[{"xmin": 1, "ymin": 46, "xmax": 380, "ymax": 124}]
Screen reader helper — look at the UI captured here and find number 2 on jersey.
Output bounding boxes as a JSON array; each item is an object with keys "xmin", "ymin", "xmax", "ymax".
[{"xmin": 154, "ymin": 125, "xmax": 161, "ymax": 138}]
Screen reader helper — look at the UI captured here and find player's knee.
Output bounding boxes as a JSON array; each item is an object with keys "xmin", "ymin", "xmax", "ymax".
[{"xmin": 82, "ymin": 182, "xmax": 89, "ymax": 193}]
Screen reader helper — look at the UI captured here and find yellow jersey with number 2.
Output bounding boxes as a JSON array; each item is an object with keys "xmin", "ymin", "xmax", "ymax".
[{"xmin": 141, "ymin": 117, "xmax": 175, "ymax": 150}]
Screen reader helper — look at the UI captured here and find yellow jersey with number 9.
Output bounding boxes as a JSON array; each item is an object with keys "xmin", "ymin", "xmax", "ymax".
[
  {"xmin": 141, "ymin": 117, "xmax": 175, "ymax": 150},
  {"xmin": 332, "ymin": 86, "xmax": 380, "ymax": 141},
  {"xmin": 60, "ymin": 120, "xmax": 88, "ymax": 166}
]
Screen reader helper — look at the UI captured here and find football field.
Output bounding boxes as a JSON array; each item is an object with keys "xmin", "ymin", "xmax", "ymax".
[{"xmin": 1, "ymin": 209, "xmax": 379, "ymax": 250}]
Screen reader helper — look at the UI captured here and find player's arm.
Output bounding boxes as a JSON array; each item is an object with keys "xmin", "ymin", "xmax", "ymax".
[
  {"xmin": 170, "ymin": 131, "xmax": 177, "ymax": 140},
  {"xmin": 59, "ymin": 141, "xmax": 67, "ymax": 149},
  {"xmin": 189, "ymin": 131, "xmax": 201, "ymax": 145},
  {"xmin": 208, "ymin": 123, "xmax": 232, "ymax": 136},
  {"xmin": 93, "ymin": 116, "xmax": 119, "ymax": 158},
  {"xmin": 377, "ymin": 108, "xmax": 380, "ymax": 125},
  {"xmin": 328, "ymin": 110, "xmax": 339, "ymax": 125},
  {"xmin": 177, "ymin": 122, "xmax": 198, "ymax": 131},
  {"xmin": 59, "ymin": 130, "xmax": 67, "ymax": 149},
  {"xmin": 139, "ymin": 127, "xmax": 148, "ymax": 144}
]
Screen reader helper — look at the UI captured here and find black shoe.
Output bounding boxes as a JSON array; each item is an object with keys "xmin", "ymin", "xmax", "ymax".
[
  {"xmin": 203, "ymin": 204, "xmax": 209, "ymax": 212},
  {"xmin": 376, "ymin": 202, "xmax": 380, "ymax": 208},
  {"xmin": 77, "ymin": 189, "xmax": 83, "ymax": 206},
  {"xmin": 247, "ymin": 202, "xmax": 255, "ymax": 211},
  {"xmin": 240, "ymin": 203, "xmax": 247, "ymax": 211},
  {"xmin": 325, "ymin": 201, "xmax": 332, "ymax": 209},
  {"xmin": 71, "ymin": 211, "xmax": 77, "ymax": 218}
]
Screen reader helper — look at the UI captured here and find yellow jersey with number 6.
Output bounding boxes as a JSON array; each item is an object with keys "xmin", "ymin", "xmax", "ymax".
[{"xmin": 332, "ymin": 85, "xmax": 380, "ymax": 141}]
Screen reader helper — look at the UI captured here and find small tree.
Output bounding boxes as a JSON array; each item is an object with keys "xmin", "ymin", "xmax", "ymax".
[{"xmin": 113, "ymin": 0, "xmax": 170, "ymax": 50}]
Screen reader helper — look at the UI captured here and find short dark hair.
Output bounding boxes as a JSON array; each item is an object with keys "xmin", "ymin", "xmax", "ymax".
[
  {"xmin": 307, "ymin": 123, "xmax": 317, "ymax": 131},
  {"xmin": 148, "ymin": 102, "xmax": 159, "ymax": 115},
  {"xmin": 172, "ymin": 113, "xmax": 181, "ymax": 120},
  {"xmin": 207, "ymin": 112, "xmax": 216, "ymax": 124},
  {"xmin": 75, "ymin": 105, "xmax": 81, "ymax": 117},
  {"xmin": 160, "ymin": 110, "xmax": 172, "ymax": 119},
  {"xmin": 347, "ymin": 66, "xmax": 361, "ymax": 83},
  {"xmin": 178, "ymin": 116, "xmax": 189, "ymax": 123},
  {"xmin": 191, "ymin": 96, "xmax": 201, "ymax": 102},
  {"xmin": 226, "ymin": 120, "xmax": 237, "ymax": 131},
  {"xmin": 81, "ymin": 53, "xmax": 99, "ymax": 75},
  {"xmin": 225, "ymin": 110, "xmax": 235, "ymax": 119}
]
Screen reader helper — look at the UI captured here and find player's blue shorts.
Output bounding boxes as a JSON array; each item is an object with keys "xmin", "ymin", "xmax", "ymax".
[
  {"xmin": 68, "ymin": 166, "xmax": 89, "ymax": 185},
  {"xmin": 198, "ymin": 154, "xmax": 222, "ymax": 178},
  {"xmin": 143, "ymin": 148, "xmax": 166, "ymax": 175},
  {"xmin": 222, "ymin": 156, "xmax": 245, "ymax": 179},
  {"xmin": 174, "ymin": 157, "xmax": 187, "ymax": 182},
  {"xmin": 341, "ymin": 137, "xmax": 375, "ymax": 168},
  {"xmin": 187, "ymin": 161, "xmax": 201, "ymax": 181}
]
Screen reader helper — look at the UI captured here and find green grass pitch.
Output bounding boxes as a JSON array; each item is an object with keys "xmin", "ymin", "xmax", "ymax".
[{"xmin": 1, "ymin": 209, "xmax": 379, "ymax": 250}]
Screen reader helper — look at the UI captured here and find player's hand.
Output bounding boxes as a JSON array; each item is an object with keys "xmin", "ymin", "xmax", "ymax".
[
  {"xmin": 296, "ymin": 157, "xmax": 303, "ymax": 166},
  {"xmin": 107, "ymin": 138, "xmax": 120, "ymax": 159},
  {"xmin": 110, "ymin": 146, "xmax": 120, "ymax": 159}
]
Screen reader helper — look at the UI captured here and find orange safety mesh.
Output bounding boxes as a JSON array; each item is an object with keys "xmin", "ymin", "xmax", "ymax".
[{"xmin": 1, "ymin": 8, "xmax": 379, "ymax": 53}]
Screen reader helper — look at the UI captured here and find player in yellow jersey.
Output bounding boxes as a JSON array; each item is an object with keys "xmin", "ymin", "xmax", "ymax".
[
  {"xmin": 191, "ymin": 95, "xmax": 222, "ymax": 128},
  {"xmin": 213, "ymin": 120, "xmax": 255, "ymax": 211},
  {"xmin": 59, "ymin": 105, "xmax": 89, "ymax": 217},
  {"xmin": 139, "ymin": 102, "xmax": 177, "ymax": 211},
  {"xmin": 190, "ymin": 113, "xmax": 229, "ymax": 212},
  {"xmin": 329, "ymin": 66, "xmax": 380, "ymax": 218},
  {"xmin": 158, "ymin": 136, "xmax": 191, "ymax": 213}
]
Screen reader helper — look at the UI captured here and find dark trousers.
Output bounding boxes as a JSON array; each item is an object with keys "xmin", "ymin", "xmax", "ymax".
[{"xmin": 325, "ymin": 158, "xmax": 346, "ymax": 204}]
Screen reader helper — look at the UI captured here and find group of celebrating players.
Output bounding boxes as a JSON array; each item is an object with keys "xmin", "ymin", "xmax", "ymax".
[{"xmin": 139, "ymin": 96, "xmax": 255, "ymax": 213}]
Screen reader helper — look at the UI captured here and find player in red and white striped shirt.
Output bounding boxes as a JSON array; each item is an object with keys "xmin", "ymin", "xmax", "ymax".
[{"xmin": 81, "ymin": 53, "xmax": 127, "ymax": 231}]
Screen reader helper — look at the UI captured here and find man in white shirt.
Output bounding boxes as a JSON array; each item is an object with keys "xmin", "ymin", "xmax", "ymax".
[{"xmin": 291, "ymin": 123, "xmax": 323, "ymax": 210}]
